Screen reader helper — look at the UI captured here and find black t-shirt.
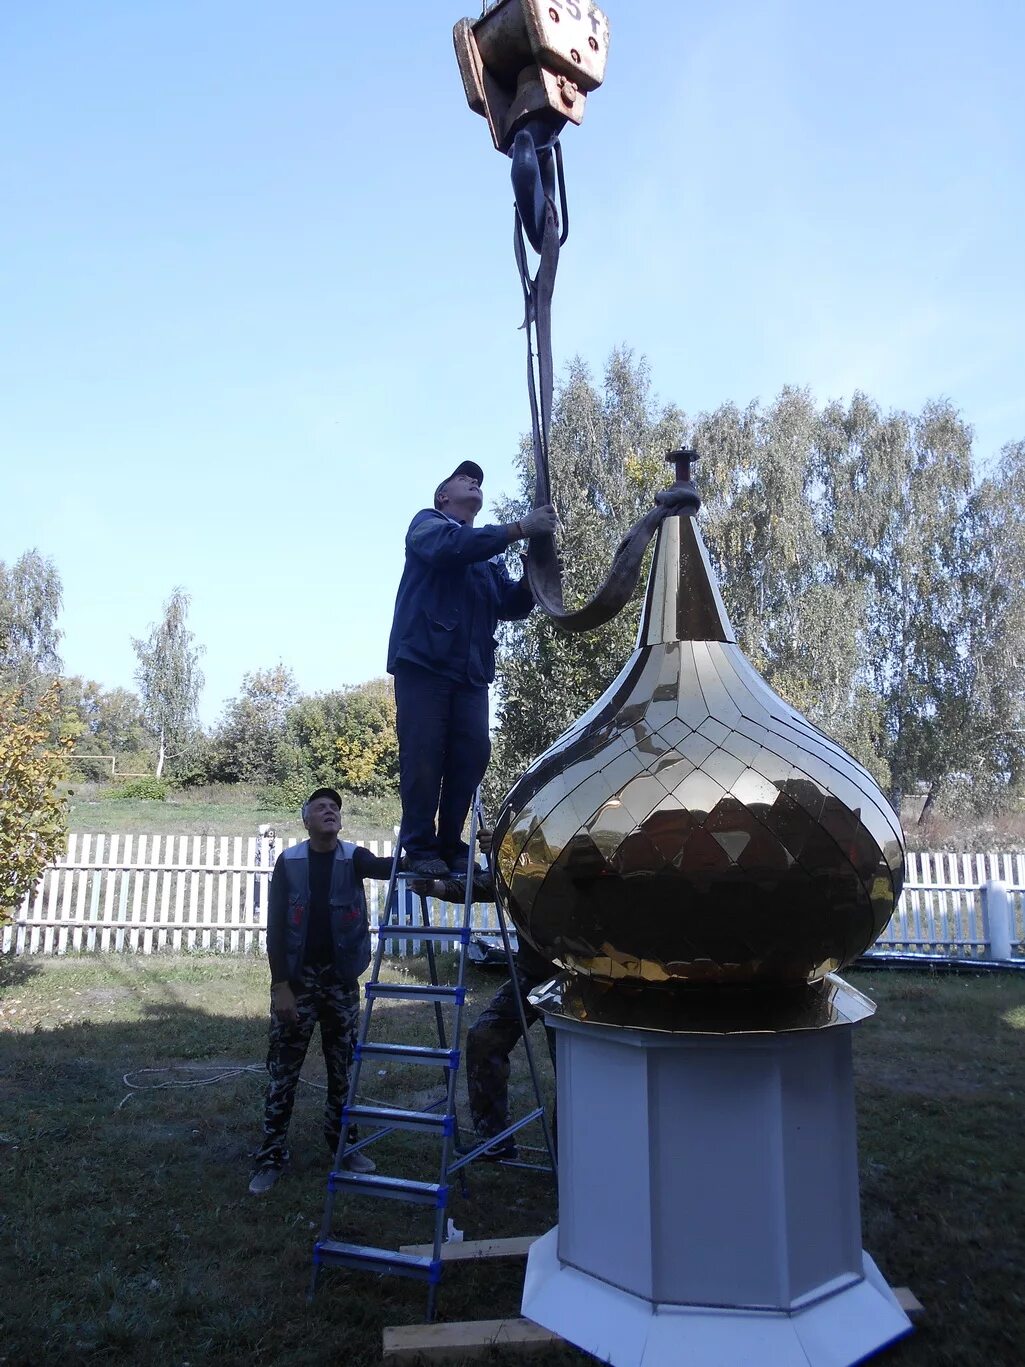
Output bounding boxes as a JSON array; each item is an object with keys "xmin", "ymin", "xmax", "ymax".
[
  {"xmin": 293, "ymin": 845, "xmax": 395, "ymax": 970},
  {"xmin": 302, "ymin": 847, "xmax": 337, "ymax": 967}
]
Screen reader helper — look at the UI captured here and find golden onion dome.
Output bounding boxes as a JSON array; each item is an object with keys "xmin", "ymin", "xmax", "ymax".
[{"xmin": 493, "ymin": 458, "xmax": 905, "ymax": 990}]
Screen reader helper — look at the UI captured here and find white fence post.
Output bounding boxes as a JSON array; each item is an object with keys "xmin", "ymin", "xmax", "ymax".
[{"xmin": 981, "ymin": 880, "xmax": 1014, "ymax": 962}]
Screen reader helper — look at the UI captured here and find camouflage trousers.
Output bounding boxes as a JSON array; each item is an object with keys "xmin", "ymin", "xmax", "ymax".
[
  {"xmin": 465, "ymin": 969, "xmax": 556, "ymax": 1140},
  {"xmin": 253, "ymin": 963, "xmax": 361, "ymax": 1170}
]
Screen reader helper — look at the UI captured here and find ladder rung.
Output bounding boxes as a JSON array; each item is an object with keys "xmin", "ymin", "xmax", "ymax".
[
  {"xmin": 365, "ymin": 982, "xmax": 465, "ymax": 1004},
  {"xmin": 328, "ymin": 1171, "xmax": 448, "ymax": 1206},
  {"xmin": 357, "ymin": 1042, "xmax": 460, "ymax": 1068},
  {"xmin": 393, "ymin": 870, "xmax": 480, "ymax": 881},
  {"xmin": 343, "ymin": 1104, "xmax": 454, "ymax": 1136},
  {"xmin": 376, "ymin": 926, "xmax": 471, "ymax": 943},
  {"xmin": 314, "ymin": 1239, "xmax": 441, "ymax": 1283}
]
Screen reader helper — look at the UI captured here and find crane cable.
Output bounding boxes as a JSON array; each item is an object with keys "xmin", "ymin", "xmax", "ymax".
[{"xmin": 512, "ymin": 159, "xmax": 697, "ymax": 634}]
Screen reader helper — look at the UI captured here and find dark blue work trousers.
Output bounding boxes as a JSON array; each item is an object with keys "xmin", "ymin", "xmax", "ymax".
[{"xmin": 393, "ymin": 662, "xmax": 491, "ymax": 865}]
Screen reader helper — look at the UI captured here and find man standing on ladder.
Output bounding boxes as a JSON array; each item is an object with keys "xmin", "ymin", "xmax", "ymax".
[{"xmin": 387, "ymin": 460, "xmax": 557, "ymax": 877}]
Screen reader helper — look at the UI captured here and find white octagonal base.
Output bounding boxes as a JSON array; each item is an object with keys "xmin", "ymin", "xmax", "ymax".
[
  {"xmin": 521, "ymin": 994, "xmax": 912, "ymax": 1366},
  {"xmin": 523, "ymin": 1228, "xmax": 911, "ymax": 1367}
]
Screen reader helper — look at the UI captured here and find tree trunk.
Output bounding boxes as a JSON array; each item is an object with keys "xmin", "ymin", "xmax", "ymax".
[
  {"xmin": 918, "ymin": 779, "xmax": 941, "ymax": 825},
  {"xmin": 156, "ymin": 730, "xmax": 165, "ymax": 779}
]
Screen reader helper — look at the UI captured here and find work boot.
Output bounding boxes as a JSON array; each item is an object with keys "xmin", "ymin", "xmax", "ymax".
[
  {"xmin": 458, "ymin": 1135, "xmax": 517, "ymax": 1163},
  {"xmin": 442, "ymin": 842, "xmax": 474, "ymax": 874},
  {"xmin": 402, "ymin": 854, "xmax": 450, "ymax": 877},
  {"xmin": 479, "ymin": 1137, "xmax": 517, "ymax": 1162},
  {"xmin": 248, "ymin": 1164, "xmax": 284, "ymax": 1195},
  {"xmin": 342, "ymin": 1149, "xmax": 377, "ymax": 1174}
]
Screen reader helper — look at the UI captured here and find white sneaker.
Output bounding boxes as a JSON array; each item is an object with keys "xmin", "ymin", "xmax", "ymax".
[{"xmin": 342, "ymin": 1149, "xmax": 377, "ymax": 1174}]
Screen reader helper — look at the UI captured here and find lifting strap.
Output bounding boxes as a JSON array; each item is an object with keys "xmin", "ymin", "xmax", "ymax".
[{"xmin": 514, "ymin": 178, "xmax": 697, "ymax": 633}]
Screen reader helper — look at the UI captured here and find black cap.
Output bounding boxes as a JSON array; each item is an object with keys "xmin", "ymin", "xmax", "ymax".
[
  {"xmin": 442, "ymin": 460, "xmax": 483, "ymax": 486},
  {"xmin": 302, "ymin": 786, "xmax": 342, "ymax": 815},
  {"xmin": 435, "ymin": 461, "xmax": 484, "ymax": 511}
]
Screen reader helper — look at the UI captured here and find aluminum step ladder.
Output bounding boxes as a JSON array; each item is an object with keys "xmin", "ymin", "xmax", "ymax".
[{"xmin": 309, "ymin": 793, "xmax": 557, "ymax": 1319}]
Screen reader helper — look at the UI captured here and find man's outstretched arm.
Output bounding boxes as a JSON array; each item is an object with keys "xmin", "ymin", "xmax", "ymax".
[
  {"xmin": 407, "ymin": 506, "xmax": 558, "ymax": 567},
  {"xmin": 352, "ymin": 847, "xmax": 398, "ymax": 881}
]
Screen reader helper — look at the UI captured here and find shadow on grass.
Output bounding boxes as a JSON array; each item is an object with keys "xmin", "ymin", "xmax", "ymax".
[
  {"xmin": 0, "ymin": 960, "xmax": 562, "ymax": 1367},
  {"xmin": 2, "ymin": 962, "xmax": 1023, "ymax": 1367},
  {"xmin": 0, "ymin": 952, "xmax": 42, "ymax": 988},
  {"xmin": 849, "ymin": 968, "xmax": 1025, "ymax": 1367}
]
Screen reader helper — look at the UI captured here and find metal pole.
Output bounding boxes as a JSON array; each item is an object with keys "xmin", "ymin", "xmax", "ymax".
[{"xmin": 982, "ymin": 879, "xmax": 1014, "ymax": 961}]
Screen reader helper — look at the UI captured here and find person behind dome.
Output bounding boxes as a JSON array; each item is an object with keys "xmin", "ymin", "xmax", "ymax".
[
  {"xmin": 465, "ymin": 931, "xmax": 557, "ymax": 1160},
  {"xmin": 386, "ymin": 459, "xmax": 558, "ymax": 877},
  {"xmin": 418, "ymin": 859, "xmax": 557, "ymax": 1162}
]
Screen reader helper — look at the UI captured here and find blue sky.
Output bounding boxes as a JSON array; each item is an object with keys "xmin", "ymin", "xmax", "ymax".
[{"xmin": 2, "ymin": 0, "xmax": 1022, "ymax": 724}]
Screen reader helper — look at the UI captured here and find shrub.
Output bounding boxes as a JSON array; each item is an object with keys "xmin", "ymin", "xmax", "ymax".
[
  {"xmin": 274, "ymin": 771, "xmax": 314, "ymax": 814},
  {"xmin": 0, "ymin": 682, "xmax": 71, "ymax": 923},
  {"xmin": 111, "ymin": 776, "xmax": 169, "ymax": 801}
]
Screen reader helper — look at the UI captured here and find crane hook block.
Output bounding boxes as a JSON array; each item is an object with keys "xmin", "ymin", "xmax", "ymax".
[{"xmin": 454, "ymin": 0, "xmax": 610, "ymax": 154}]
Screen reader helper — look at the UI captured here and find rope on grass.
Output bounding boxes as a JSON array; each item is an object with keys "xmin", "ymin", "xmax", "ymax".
[
  {"xmin": 116, "ymin": 1063, "xmax": 324, "ymax": 1111},
  {"xmin": 115, "ymin": 1064, "xmax": 401, "ymax": 1111}
]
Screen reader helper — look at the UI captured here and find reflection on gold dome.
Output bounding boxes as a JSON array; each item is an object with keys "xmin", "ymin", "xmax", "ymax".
[{"xmin": 493, "ymin": 498, "xmax": 905, "ymax": 990}]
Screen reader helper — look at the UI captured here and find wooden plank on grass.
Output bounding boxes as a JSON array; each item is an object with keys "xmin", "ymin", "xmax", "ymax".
[
  {"xmin": 895, "ymin": 1287, "xmax": 924, "ymax": 1316},
  {"xmin": 383, "ymin": 1317, "xmax": 560, "ymax": 1361},
  {"xmin": 395, "ymin": 1237, "xmax": 924, "ymax": 1319},
  {"xmin": 398, "ymin": 1235, "xmax": 539, "ymax": 1262},
  {"xmin": 383, "ymin": 1292, "xmax": 924, "ymax": 1362}
]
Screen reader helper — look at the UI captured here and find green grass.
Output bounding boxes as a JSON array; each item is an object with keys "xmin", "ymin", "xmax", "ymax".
[
  {"xmin": 66, "ymin": 784, "xmax": 402, "ymax": 843},
  {"xmin": 1, "ymin": 959, "xmax": 1023, "ymax": 1366}
]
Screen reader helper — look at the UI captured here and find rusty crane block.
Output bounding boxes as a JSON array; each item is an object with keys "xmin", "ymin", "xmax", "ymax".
[{"xmin": 454, "ymin": 0, "xmax": 610, "ymax": 154}]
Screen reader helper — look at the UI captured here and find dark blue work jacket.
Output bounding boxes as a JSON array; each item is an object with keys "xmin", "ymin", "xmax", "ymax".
[
  {"xmin": 387, "ymin": 509, "xmax": 534, "ymax": 686},
  {"xmin": 267, "ymin": 840, "xmax": 371, "ymax": 985}
]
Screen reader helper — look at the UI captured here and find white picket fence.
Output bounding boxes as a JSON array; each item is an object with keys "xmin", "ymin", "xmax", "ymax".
[
  {"xmin": 0, "ymin": 834, "xmax": 501, "ymax": 958},
  {"xmin": 874, "ymin": 851, "xmax": 1024, "ymax": 961},
  {"xmin": 2, "ymin": 839, "xmax": 1023, "ymax": 963}
]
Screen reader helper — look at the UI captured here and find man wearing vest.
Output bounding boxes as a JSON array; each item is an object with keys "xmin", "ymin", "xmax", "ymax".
[
  {"xmin": 249, "ymin": 787, "xmax": 392, "ymax": 1195},
  {"xmin": 387, "ymin": 460, "xmax": 558, "ymax": 877}
]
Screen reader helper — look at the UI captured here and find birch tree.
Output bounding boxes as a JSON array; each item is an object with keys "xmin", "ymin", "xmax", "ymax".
[
  {"xmin": 0, "ymin": 550, "xmax": 63, "ymax": 688},
  {"xmin": 488, "ymin": 352, "xmax": 1023, "ymax": 819},
  {"xmin": 817, "ymin": 396, "xmax": 973, "ymax": 809},
  {"xmin": 132, "ymin": 588, "xmax": 205, "ymax": 779}
]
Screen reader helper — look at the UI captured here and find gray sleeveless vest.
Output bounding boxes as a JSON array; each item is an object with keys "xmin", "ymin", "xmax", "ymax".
[{"xmin": 279, "ymin": 840, "xmax": 371, "ymax": 983}]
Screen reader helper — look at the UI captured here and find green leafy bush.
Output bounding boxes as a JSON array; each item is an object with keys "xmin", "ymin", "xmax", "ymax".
[
  {"xmin": 111, "ymin": 776, "xmax": 169, "ymax": 801},
  {"xmin": 274, "ymin": 771, "xmax": 314, "ymax": 814},
  {"xmin": 1, "ymin": 682, "xmax": 71, "ymax": 924}
]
